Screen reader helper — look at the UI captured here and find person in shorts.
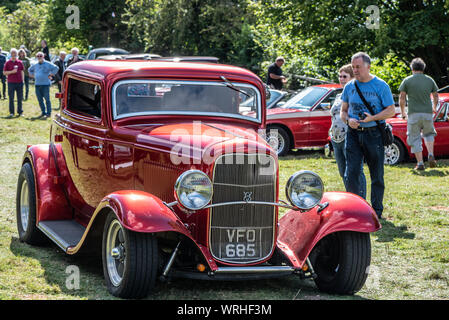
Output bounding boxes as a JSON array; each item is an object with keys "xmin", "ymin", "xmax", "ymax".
[{"xmin": 398, "ymin": 58, "xmax": 439, "ymax": 170}]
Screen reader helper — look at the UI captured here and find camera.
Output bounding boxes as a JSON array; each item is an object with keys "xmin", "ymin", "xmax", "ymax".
[{"xmin": 358, "ymin": 112, "xmax": 366, "ymax": 120}]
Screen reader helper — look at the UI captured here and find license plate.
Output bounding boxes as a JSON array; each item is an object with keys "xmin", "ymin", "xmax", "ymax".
[{"xmin": 217, "ymin": 227, "xmax": 262, "ymax": 261}]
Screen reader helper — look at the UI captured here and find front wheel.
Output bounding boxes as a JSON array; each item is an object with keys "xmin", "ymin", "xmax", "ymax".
[
  {"xmin": 102, "ymin": 212, "xmax": 158, "ymax": 299},
  {"xmin": 311, "ymin": 231, "xmax": 371, "ymax": 295}
]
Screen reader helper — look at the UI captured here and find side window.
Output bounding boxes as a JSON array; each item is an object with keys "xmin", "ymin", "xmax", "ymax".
[
  {"xmin": 435, "ymin": 103, "xmax": 448, "ymax": 122},
  {"xmin": 67, "ymin": 78, "xmax": 102, "ymax": 118},
  {"xmin": 322, "ymin": 89, "xmax": 341, "ymax": 106},
  {"xmin": 316, "ymin": 89, "xmax": 341, "ymax": 110}
]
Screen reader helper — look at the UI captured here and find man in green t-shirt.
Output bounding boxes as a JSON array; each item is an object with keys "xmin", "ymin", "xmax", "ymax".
[{"xmin": 399, "ymin": 58, "xmax": 439, "ymax": 170}]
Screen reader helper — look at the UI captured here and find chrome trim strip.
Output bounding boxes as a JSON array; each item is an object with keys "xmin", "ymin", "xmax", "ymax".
[
  {"xmin": 204, "ymin": 200, "xmax": 299, "ymax": 210},
  {"xmin": 267, "ymin": 110, "xmax": 330, "ymax": 120},
  {"xmin": 213, "ymin": 266, "xmax": 296, "ymax": 274},
  {"xmin": 37, "ymin": 223, "xmax": 70, "ymax": 252},
  {"xmin": 213, "ymin": 182, "xmax": 274, "ymax": 188}
]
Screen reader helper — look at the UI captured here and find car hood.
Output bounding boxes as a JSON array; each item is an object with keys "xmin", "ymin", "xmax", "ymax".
[{"xmin": 132, "ymin": 121, "xmax": 274, "ymax": 162}]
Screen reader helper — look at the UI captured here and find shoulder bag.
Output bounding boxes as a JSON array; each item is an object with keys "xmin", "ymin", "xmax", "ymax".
[{"xmin": 354, "ymin": 81, "xmax": 393, "ymax": 146}]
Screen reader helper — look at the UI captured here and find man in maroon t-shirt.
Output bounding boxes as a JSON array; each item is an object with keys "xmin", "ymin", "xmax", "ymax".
[{"xmin": 3, "ymin": 48, "xmax": 24, "ymax": 117}]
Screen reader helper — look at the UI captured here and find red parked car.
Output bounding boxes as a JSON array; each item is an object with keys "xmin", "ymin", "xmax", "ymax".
[
  {"xmin": 16, "ymin": 60, "xmax": 380, "ymax": 298},
  {"xmin": 265, "ymin": 84, "xmax": 341, "ymax": 156},
  {"xmin": 385, "ymin": 93, "xmax": 449, "ymax": 165}
]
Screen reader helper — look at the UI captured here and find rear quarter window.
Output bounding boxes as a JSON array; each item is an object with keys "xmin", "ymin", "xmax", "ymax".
[{"xmin": 67, "ymin": 78, "xmax": 102, "ymax": 119}]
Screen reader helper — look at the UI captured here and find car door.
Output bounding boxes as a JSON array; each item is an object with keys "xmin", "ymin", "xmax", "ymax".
[
  {"xmin": 433, "ymin": 102, "xmax": 449, "ymax": 155},
  {"xmin": 308, "ymin": 89, "xmax": 341, "ymax": 146},
  {"xmin": 57, "ymin": 77, "xmax": 108, "ymax": 222}
]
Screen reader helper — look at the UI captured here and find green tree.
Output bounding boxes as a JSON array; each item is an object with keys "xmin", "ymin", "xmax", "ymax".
[
  {"xmin": 1, "ymin": 0, "xmax": 24, "ymax": 12},
  {"xmin": 45, "ymin": 0, "xmax": 128, "ymax": 52},
  {"xmin": 257, "ymin": 0, "xmax": 449, "ymax": 88},
  {"xmin": 0, "ymin": 1, "xmax": 48, "ymax": 54},
  {"xmin": 124, "ymin": 0, "xmax": 264, "ymax": 70}
]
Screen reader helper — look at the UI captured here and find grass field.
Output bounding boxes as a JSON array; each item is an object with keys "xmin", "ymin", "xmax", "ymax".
[{"xmin": 0, "ymin": 85, "xmax": 448, "ymax": 300}]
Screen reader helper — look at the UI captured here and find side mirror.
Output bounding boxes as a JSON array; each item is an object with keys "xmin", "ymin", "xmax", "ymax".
[
  {"xmin": 264, "ymin": 84, "xmax": 271, "ymax": 100},
  {"xmin": 316, "ymin": 102, "xmax": 331, "ymax": 110}
]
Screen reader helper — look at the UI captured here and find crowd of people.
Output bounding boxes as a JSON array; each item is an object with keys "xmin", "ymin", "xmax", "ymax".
[
  {"xmin": 0, "ymin": 41, "xmax": 84, "ymax": 118},
  {"xmin": 267, "ymin": 52, "xmax": 440, "ymax": 220}
]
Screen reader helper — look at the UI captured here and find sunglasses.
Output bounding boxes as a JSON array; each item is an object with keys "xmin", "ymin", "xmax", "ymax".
[
  {"xmin": 36, "ymin": 55, "xmax": 44, "ymax": 58},
  {"xmin": 339, "ymin": 75, "xmax": 349, "ymax": 79}
]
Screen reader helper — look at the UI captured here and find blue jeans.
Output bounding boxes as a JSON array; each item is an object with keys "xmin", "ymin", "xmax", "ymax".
[
  {"xmin": 35, "ymin": 85, "xmax": 51, "ymax": 116},
  {"xmin": 0, "ymin": 73, "xmax": 6, "ymax": 97},
  {"xmin": 344, "ymin": 127, "xmax": 385, "ymax": 218},
  {"xmin": 332, "ymin": 139, "xmax": 366, "ymax": 198},
  {"xmin": 23, "ymin": 76, "xmax": 29, "ymax": 100},
  {"xmin": 8, "ymin": 82, "xmax": 23, "ymax": 115}
]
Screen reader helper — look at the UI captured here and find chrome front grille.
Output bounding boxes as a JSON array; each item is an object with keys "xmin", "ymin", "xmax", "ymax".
[{"xmin": 209, "ymin": 154, "xmax": 276, "ymax": 264}]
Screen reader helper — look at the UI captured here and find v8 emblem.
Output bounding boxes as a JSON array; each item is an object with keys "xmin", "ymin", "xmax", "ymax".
[{"xmin": 243, "ymin": 192, "xmax": 252, "ymax": 203}]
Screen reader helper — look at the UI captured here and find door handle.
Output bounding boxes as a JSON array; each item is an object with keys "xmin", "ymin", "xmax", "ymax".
[{"xmin": 89, "ymin": 145, "xmax": 103, "ymax": 150}]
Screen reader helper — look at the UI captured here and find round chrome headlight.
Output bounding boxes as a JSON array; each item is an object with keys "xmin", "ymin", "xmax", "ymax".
[
  {"xmin": 174, "ymin": 170, "xmax": 213, "ymax": 210},
  {"xmin": 286, "ymin": 171, "xmax": 324, "ymax": 210}
]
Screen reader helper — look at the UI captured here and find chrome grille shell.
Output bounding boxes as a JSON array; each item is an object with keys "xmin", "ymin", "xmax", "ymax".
[{"xmin": 209, "ymin": 153, "xmax": 277, "ymax": 264}]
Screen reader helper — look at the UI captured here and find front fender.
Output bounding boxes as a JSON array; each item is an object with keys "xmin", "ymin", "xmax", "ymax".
[
  {"xmin": 277, "ymin": 191, "xmax": 381, "ymax": 268},
  {"xmin": 103, "ymin": 190, "xmax": 188, "ymax": 234},
  {"xmin": 69, "ymin": 190, "xmax": 219, "ymax": 271}
]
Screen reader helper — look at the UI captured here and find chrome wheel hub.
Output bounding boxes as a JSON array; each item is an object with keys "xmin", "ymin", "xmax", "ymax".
[
  {"xmin": 106, "ymin": 220, "xmax": 126, "ymax": 287},
  {"xmin": 20, "ymin": 180, "xmax": 29, "ymax": 231},
  {"xmin": 266, "ymin": 131, "xmax": 285, "ymax": 155},
  {"xmin": 384, "ymin": 144, "xmax": 399, "ymax": 165}
]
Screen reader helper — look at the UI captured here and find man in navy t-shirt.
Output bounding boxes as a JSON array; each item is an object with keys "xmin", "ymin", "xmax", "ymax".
[
  {"xmin": 340, "ymin": 52, "xmax": 395, "ymax": 219},
  {"xmin": 267, "ymin": 57, "xmax": 287, "ymax": 90}
]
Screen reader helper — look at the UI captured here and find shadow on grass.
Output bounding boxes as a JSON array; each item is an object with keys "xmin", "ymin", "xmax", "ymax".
[
  {"xmin": 375, "ymin": 220, "xmax": 415, "ymax": 243},
  {"xmin": 410, "ymin": 169, "xmax": 449, "ymax": 177},
  {"xmin": 282, "ymin": 148, "xmax": 325, "ymax": 160},
  {"xmin": 9, "ymin": 236, "xmax": 106, "ymax": 299},
  {"xmin": 8, "ymin": 235, "xmax": 368, "ymax": 300}
]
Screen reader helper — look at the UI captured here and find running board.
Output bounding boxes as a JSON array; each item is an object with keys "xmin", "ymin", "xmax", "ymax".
[{"xmin": 38, "ymin": 220, "xmax": 85, "ymax": 252}]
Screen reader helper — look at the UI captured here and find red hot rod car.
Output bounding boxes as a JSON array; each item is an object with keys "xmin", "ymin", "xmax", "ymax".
[{"xmin": 16, "ymin": 60, "xmax": 380, "ymax": 298}]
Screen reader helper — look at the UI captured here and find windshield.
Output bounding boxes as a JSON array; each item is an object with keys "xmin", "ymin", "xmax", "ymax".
[
  {"xmin": 281, "ymin": 86, "xmax": 328, "ymax": 110},
  {"xmin": 267, "ymin": 90, "xmax": 283, "ymax": 107},
  {"xmin": 112, "ymin": 80, "xmax": 261, "ymax": 122}
]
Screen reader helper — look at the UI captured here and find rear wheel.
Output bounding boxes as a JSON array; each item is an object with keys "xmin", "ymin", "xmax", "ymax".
[
  {"xmin": 16, "ymin": 162, "xmax": 47, "ymax": 245},
  {"xmin": 311, "ymin": 231, "xmax": 371, "ymax": 295},
  {"xmin": 102, "ymin": 212, "xmax": 158, "ymax": 299},
  {"xmin": 384, "ymin": 138, "xmax": 405, "ymax": 165},
  {"xmin": 265, "ymin": 126, "xmax": 291, "ymax": 156}
]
